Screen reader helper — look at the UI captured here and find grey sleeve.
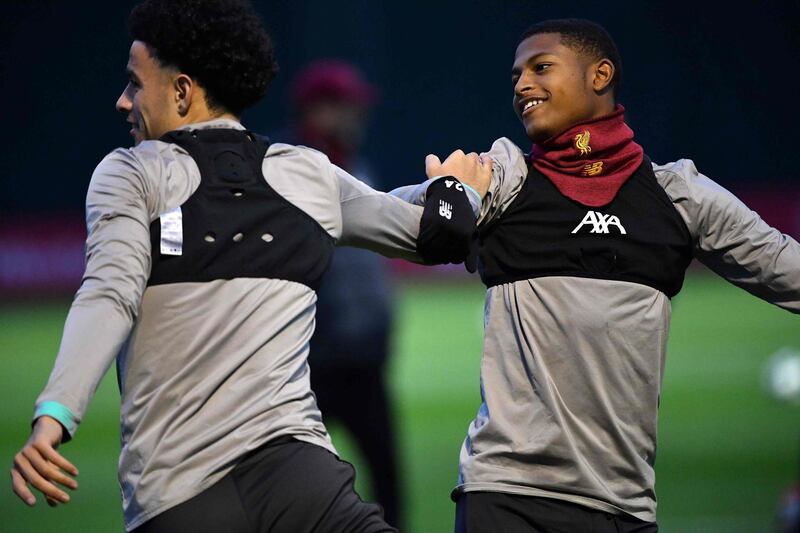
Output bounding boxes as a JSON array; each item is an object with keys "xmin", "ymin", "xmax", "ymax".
[
  {"xmin": 266, "ymin": 144, "xmax": 472, "ymax": 263},
  {"xmin": 477, "ymin": 137, "xmax": 529, "ymax": 226},
  {"xmin": 335, "ymin": 165, "xmax": 426, "ymax": 262},
  {"xmin": 656, "ymin": 159, "xmax": 800, "ymax": 312},
  {"xmin": 34, "ymin": 149, "xmax": 154, "ymax": 436},
  {"xmin": 387, "ymin": 182, "xmax": 427, "ymax": 204},
  {"xmin": 389, "ymin": 177, "xmax": 482, "ymax": 214}
]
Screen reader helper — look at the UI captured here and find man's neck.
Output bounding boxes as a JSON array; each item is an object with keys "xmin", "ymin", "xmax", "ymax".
[
  {"xmin": 587, "ymin": 101, "xmax": 618, "ymax": 122},
  {"xmin": 183, "ymin": 110, "xmax": 240, "ymax": 127}
]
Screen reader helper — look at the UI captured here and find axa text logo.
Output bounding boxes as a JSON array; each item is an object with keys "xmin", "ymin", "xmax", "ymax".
[{"xmin": 571, "ymin": 210, "xmax": 626, "ymax": 235}]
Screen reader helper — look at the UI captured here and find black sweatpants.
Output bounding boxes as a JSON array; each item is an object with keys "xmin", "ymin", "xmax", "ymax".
[
  {"xmin": 454, "ymin": 492, "xmax": 658, "ymax": 533},
  {"xmin": 134, "ymin": 437, "xmax": 396, "ymax": 533}
]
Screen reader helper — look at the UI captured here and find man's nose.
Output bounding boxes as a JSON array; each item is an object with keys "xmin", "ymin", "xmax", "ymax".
[
  {"xmin": 116, "ymin": 91, "xmax": 132, "ymax": 113},
  {"xmin": 514, "ymin": 72, "xmax": 534, "ymax": 96}
]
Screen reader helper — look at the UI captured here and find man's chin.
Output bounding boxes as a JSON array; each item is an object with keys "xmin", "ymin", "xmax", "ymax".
[
  {"xmin": 128, "ymin": 124, "xmax": 147, "ymax": 145},
  {"xmin": 525, "ymin": 125, "xmax": 551, "ymax": 144},
  {"xmin": 521, "ymin": 118, "xmax": 547, "ymax": 144}
]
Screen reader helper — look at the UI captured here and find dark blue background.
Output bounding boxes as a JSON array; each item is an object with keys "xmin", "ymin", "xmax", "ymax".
[{"xmin": 2, "ymin": 0, "xmax": 798, "ymax": 213}]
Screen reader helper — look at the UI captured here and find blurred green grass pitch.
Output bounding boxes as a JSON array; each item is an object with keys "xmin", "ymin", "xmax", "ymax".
[{"xmin": 1, "ymin": 273, "xmax": 797, "ymax": 532}]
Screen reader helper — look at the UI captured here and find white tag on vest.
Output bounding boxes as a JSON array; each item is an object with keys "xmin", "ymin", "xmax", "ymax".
[{"xmin": 159, "ymin": 206, "xmax": 183, "ymax": 256}]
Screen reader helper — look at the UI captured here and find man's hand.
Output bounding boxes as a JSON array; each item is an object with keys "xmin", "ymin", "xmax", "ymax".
[
  {"xmin": 11, "ymin": 415, "xmax": 78, "ymax": 507},
  {"xmin": 425, "ymin": 149, "xmax": 492, "ymax": 199}
]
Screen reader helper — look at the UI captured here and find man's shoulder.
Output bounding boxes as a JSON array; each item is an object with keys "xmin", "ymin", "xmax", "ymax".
[
  {"xmin": 264, "ymin": 142, "xmax": 340, "ymax": 191},
  {"xmin": 651, "ymin": 158, "xmax": 729, "ymax": 198},
  {"xmin": 265, "ymin": 142, "xmax": 332, "ymax": 166},
  {"xmin": 490, "ymin": 136, "xmax": 525, "ymax": 151},
  {"xmin": 651, "ymin": 158, "xmax": 700, "ymax": 181},
  {"xmin": 89, "ymin": 141, "xmax": 197, "ymax": 207},
  {"xmin": 96, "ymin": 140, "xmax": 191, "ymax": 176},
  {"xmin": 111, "ymin": 139, "xmax": 331, "ymax": 171},
  {"xmin": 484, "ymin": 137, "xmax": 527, "ymax": 162},
  {"xmin": 650, "ymin": 158, "xmax": 704, "ymax": 200},
  {"xmin": 650, "ymin": 157, "xmax": 744, "ymax": 235}
]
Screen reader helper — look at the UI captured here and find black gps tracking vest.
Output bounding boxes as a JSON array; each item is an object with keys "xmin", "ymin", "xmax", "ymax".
[
  {"xmin": 477, "ymin": 158, "xmax": 694, "ymax": 297},
  {"xmin": 147, "ymin": 128, "xmax": 334, "ymax": 291}
]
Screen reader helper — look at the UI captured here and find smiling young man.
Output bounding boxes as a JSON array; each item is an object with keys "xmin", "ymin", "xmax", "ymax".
[
  {"xmin": 8, "ymin": 1, "xmax": 487, "ymax": 531},
  {"xmin": 399, "ymin": 17, "xmax": 800, "ymax": 533}
]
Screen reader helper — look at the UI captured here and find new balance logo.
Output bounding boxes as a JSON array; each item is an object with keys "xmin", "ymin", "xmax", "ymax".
[
  {"xmin": 444, "ymin": 179, "xmax": 464, "ymax": 192},
  {"xmin": 439, "ymin": 200, "xmax": 453, "ymax": 220},
  {"xmin": 571, "ymin": 210, "xmax": 627, "ymax": 235}
]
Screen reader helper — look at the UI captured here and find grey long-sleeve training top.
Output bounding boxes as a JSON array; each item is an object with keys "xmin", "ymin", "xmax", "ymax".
[
  {"xmin": 32, "ymin": 118, "xmax": 476, "ymax": 531},
  {"xmin": 394, "ymin": 137, "xmax": 800, "ymax": 523}
]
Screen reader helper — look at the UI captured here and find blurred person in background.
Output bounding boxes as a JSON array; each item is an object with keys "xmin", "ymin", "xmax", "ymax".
[
  {"xmin": 8, "ymin": 1, "xmax": 487, "ymax": 531},
  {"xmin": 287, "ymin": 60, "xmax": 403, "ymax": 529},
  {"xmin": 780, "ymin": 437, "xmax": 800, "ymax": 533},
  {"xmin": 779, "ymin": 481, "xmax": 800, "ymax": 532}
]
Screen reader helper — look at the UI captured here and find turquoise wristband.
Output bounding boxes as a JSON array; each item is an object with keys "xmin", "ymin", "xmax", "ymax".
[
  {"xmin": 429, "ymin": 175, "xmax": 483, "ymax": 208},
  {"xmin": 34, "ymin": 401, "xmax": 78, "ymax": 438},
  {"xmin": 461, "ymin": 183, "xmax": 482, "ymax": 204}
]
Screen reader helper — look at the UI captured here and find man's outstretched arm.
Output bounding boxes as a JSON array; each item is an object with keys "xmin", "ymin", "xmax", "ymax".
[
  {"xmin": 11, "ymin": 148, "xmax": 152, "ymax": 507},
  {"xmin": 657, "ymin": 159, "xmax": 800, "ymax": 312},
  {"xmin": 335, "ymin": 150, "xmax": 490, "ymax": 265}
]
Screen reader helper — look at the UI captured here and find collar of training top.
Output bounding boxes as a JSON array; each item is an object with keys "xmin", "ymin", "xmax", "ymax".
[{"xmin": 176, "ymin": 117, "xmax": 246, "ymax": 132}]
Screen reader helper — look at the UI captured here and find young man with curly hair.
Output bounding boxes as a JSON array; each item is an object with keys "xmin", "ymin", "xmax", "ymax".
[
  {"xmin": 401, "ymin": 18, "xmax": 800, "ymax": 532},
  {"xmin": 9, "ymin": 1, "xmax": 489, "ymax": 531}
]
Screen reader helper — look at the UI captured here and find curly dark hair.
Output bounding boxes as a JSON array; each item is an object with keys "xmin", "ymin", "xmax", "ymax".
[
  {"xmin": 128, "ymin": 0, "xmax": 279, "ymax": 115},
  {"xmin": 520, "ymin": 19, "xmax": 622, "ymax": 98}
]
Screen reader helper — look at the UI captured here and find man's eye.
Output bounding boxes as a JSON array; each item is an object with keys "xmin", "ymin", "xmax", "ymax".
[
  {"xmin": 511, "ymin": 75, "xmax": 520, "ymax": 86},
  {"xmin": 534, "ymin": 63, "xmax": 551, "ymax": 73}
]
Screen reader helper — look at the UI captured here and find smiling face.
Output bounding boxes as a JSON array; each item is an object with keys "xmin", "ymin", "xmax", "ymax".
[
  {"xmin": 512, "ymin": 32, "xmax": 615, "ymax": 143},
  {"xmin": 115, "ymin": 41, "xmax": 182, "ymax": 145}
]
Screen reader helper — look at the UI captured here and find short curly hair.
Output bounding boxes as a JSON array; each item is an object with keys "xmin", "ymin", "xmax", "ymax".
[
  {"xmin": 520, "ymin": 19, "xmax": 622, "ymax": 98},
  {"xmin": 129, "ymin": 0, "xmax": 279, "ymax": 115}
]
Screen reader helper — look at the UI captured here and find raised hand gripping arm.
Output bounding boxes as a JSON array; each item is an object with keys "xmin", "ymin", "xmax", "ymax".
[
  {"xmin": 415, "ymin": 150, "xmax": 491, "ymax": 270},
  {"xmin": 336, "ymin": 154, "xmax": 485, "ymax": 266}
]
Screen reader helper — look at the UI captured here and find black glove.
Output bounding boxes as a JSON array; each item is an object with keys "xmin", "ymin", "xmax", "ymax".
[{"xmin": 417, "ymin": 177, "xmax": 477, "ymax": 270}]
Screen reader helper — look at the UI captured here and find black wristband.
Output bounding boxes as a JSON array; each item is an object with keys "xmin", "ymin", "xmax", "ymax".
[{"xmin": 417, "ymin": 177, "xmax": 477, "ymax": 267}]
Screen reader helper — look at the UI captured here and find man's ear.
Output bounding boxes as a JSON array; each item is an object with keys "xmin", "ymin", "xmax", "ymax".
[
  {"xmin": 175, "ymin": 74, "xmax": 194, "ymax": 116},
  {"xmin": 592, "ymin": 59, "xmax": 615, "ymax": 93}
]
